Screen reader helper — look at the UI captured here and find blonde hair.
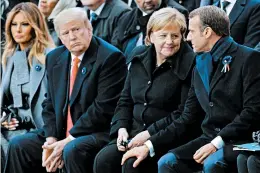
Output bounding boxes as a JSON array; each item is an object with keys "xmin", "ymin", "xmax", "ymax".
[
  {"xmin": 2, "ymin": 2, "xmax": 55, "ymax": 68},
  {"xmin": 145, "ymin": 7, "xmax": 187, "ymax": 45},
  {"xmin": 54, "ymin": 7, "xmax": 92, "ymax": 36}
]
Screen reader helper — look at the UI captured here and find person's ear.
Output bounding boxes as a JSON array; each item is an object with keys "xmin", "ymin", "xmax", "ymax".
[
  {"xmin": 149, "ymin": 33, "xmax": 155, "ymax": 44},
  {"xmin": 203, "ymin": 27, "xmax": 213, "ymax": 39},
  {"xmin": 87, "ymin": 28, "xmax": 92, "ymax": 37}
]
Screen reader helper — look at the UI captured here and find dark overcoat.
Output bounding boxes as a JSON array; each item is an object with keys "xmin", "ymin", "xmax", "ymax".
[
  {"xmin": 88, "ymin": 0, "xmax": 131, "ymax": 46},
  {"xmin": 201, "ymin": 0, "xmax": 260, "ymax": 48},
  {"xmin": 110, "ymin": 41, "xmax": 196, "ymax": 146},
  {"xmin": 147, "ymin": 39, "xmax": 260, "ymax": 155},
  {"xmin": 41, "ymin": 36, "xmax": 127, "ymax": 141}
]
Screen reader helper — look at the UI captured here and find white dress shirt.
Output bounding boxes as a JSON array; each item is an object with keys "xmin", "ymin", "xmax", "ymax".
[
  {"xmin": 90, "ymin": 2, "xmax": 105, "ymax": 19},
  {"xmin": 70, "ymin": 53, "xmax": 84, "ymax": 75},
  {"xmin": 220, "ymin": 0, "xmax": 237, "ymax": 16}
]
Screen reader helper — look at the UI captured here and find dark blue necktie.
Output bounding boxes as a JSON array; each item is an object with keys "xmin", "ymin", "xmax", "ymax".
[
  {"xmin": 222, "ymin": 1, "xmax": 230, "ymax": 12},
  {"xmin": 90, "ymin": 13, "xmax": 98, "ymax": 23}
]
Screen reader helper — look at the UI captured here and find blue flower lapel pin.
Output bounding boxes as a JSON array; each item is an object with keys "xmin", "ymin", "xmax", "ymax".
[
  {"xmin": 221, "ymin": 56, "xmax": 232, "ymax": 73},
  {"xmin": 82, "ymin": 67, "xmax": 87, "ymax": 74},
  {"xmin": 35, "ymin": 65, "xmax": 42, "ymax": 71}
]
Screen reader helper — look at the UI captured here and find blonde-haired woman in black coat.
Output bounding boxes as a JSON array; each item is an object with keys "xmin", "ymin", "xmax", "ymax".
[{"xmin": 94, "ymin": 7, "xmax": 200, "ymax": 173}]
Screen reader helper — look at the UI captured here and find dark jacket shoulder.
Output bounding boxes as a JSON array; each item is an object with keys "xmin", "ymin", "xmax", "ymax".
[
  {"xmin": 95, "ymin": 36, "xmax": 123, "ymax": 55},
  {"xmin": 46, "ymin": 37, "xmax": 123, "ymax": 64},
  {"xmin": 108, "ymin": 0, "xmax": 131, "ymax": 14},
  {"xmin": 130, "ymin": 41, "xmax": 195, "ymax": 80},
  {"xmin": 45, "ymin": 45, "xmax": 67, "ymax": 65},
  {"xmin": 99, "ymin": 0, "xmax": 131, "ymax": 20},
  {"xmin": 166, "ymin": 0, "xmax": 189, "ymax": 18}
]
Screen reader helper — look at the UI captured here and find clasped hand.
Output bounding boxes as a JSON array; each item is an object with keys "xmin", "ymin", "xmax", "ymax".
[{"xmin": 42, "ymin": 137, "xmax": 71, "ymax": 172}]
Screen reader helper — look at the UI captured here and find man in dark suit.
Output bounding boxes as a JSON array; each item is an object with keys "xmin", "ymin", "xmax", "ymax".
[
  {"xmin": 80, "ymin": 0, "xmax": 130, "ymax": 46},
  {"xmin": 4, "ymin": 7, "xmax": 127, "ymax": 173},
  {"xmin": 121, "ymin": 6, "xmax": 260, "ymax": 173},
  {"xmin": 200, "ymin": 0, "xmax": 260, "ymax": 48},
  {"xmin": 115, "ymin": 0, "xmax": 188, "ymax": 62}
]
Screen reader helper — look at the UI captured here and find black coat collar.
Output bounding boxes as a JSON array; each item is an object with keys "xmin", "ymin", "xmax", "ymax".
[
  {"xmin": 131, "ymin": 41, "xmax": 195, "ymax": 80},
  {"xmin": 123, "ymin": 1, "xmax": 168, "ymax": 40}
]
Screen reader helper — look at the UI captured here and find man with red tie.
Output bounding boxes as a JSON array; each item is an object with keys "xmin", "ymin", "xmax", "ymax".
[{"xmin": 4, "ymin": 7, "xmax": 127, "ymax": 173}]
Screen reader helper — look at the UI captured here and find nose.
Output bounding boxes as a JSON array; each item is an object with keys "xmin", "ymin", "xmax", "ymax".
[
  {"xmin": 16, "ymin": 24, "xmax": 22, "ymax": 33},
  {"xmin": 165, "ymin": 35, "xmax": 174, "ymax": 44},
  {"xmin": 68, "ymin": 30, "xmax": 76, "ymax": 40}
]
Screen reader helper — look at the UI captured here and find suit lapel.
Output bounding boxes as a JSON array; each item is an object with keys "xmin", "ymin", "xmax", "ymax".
[
  {"xmin": 229, "ymin": 0, "xmax": 245, "ymax": 28},
  {"xmin": 0, "ymin": 57, "xmax": 14, "ymax": 105},
  {"xmin": 52, "ymin": 49, "xmax": 70, "ymax": 115},
  {"xmin": 29, "ymin": 58, "xmax": 45, "ymax": 105},
  {"xmin": 141, "ymin": 47, "xmax": 154, "ymax": 80},
  {"xmin": 69, "ymin": 39, "xmax": 98, "ymax": 106},
  {"xmin": 209, "ymin": 45, "xmax": 237, "ymax": 92},
  {"xmin": 209, "ymin": 61, "xmax": 226, "ymax": 92},
  {"xmin": 98, "ymin": 2, "xmax": 111, "ymax": 19},
  {"xmin": 69, "ymin": 57, "xmax": 95, "ymax": 106},
  {"xmin": 123, "ymin": 10, "xmax": 143, "ymax": 42}
]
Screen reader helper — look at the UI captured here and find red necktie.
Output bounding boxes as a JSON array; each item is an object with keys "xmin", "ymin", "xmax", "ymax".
[{"xmin": 66, "ymin": 57, "xmax": 81, "ymax": 137}]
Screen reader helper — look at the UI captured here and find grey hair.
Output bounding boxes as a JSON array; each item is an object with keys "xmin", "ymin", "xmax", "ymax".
[
  {"xmin": 189, "ymin": 5, "xmax": 230, "ymax": 37},
  {"xmin": 53, "ymin": 7, "xmax": 92, "ymax": 36}
]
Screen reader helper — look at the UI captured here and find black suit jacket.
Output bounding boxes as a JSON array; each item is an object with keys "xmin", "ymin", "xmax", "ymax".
[
  {"xmin": 87, "ymin": 0, "xmax": 131, "ymax": 46},
  {"xmin": 201, "ymin": 0, "xmax": 260, "ymax": 48},
  {"xmin": 42, "ymin": 36, "xmax": 127, "ymax": 140},
  {"xmin": 147, "ymin": 40, "xmax": 260, "ymax": 153},
  {"xmin": 228, "ymin": 0, "xmax": 260, "ymax": 48}
]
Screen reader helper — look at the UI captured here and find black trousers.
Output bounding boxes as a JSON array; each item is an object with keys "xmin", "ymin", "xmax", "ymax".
[
  {"xmin": 94, "ymin": 143, "xmax": 158, "ymax": 173},
  {"xmin": 237, "ymin": 152, "xmax": 260, "ymax": 173},
  {"xmin": 4, "ymin": 132, "xmax": 46, "ymax": 173},
  {"xmin": 4, "ymin": 132, "xmax": 109, "ymax": 173}
]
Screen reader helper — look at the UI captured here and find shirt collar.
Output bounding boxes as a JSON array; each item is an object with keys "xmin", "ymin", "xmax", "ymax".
[
  {"xmin": 90, "ymin": 2, "xmax": 105, "ymax": 16},
  {"xmin": 71, "ymin": 52, "xmax": 84, "ymax": 64},
  {"xmin": 220, "ymin": 0, "xmax": 236, "ymax": 4},
  {"xmin": 142, "ymin": 11, "xmax": 148, "ymax": 16}
]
